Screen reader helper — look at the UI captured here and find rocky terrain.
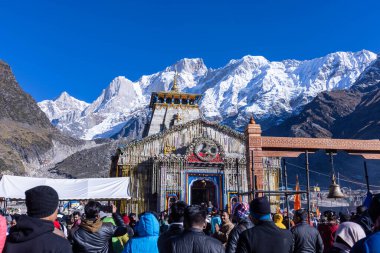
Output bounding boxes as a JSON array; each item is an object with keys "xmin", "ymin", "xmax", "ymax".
[{"xmin": 0, "ymin": 60, "xmax": 97, "ymax": 177}]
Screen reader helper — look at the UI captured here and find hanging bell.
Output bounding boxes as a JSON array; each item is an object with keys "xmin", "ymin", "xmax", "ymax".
[{"xmin": 327, "ymin": 174, "xmax": 345, "ymax": 198}]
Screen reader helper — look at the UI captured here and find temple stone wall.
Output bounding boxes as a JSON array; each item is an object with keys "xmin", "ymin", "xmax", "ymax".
[
  {"xmin": 147, "ymin": 105, "xmax": 201, "ymax": 136},
  {"xmin": 119, "ymin": 120, "xmax": 245, "ymax": 163}
]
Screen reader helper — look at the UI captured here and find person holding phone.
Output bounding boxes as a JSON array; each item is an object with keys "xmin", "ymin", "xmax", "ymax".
[{"xmin": 72, "ymin": 201, "xmax": 128, "ymax": 253}]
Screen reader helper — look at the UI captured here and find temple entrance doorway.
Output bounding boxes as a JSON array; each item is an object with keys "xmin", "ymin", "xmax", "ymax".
[{"xmin": 190, "ymin": 179, "xmax": 216, "ymax": 205}]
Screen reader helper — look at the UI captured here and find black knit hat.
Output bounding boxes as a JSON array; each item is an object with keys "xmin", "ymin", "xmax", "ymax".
[
  {"xmin": 369, "ymin": 193, "xmax": 380, "ymax": 223},
  {"xmin": 294, "ymin": 209, "xmax": 308, "ymax": 221},
  {"xmin": 250, "ymin": 197, "xmax": 270, "ymax": 215},
  {"xmin": 25, "ymin": 185, "xmax": 59, "ymax": 218}
]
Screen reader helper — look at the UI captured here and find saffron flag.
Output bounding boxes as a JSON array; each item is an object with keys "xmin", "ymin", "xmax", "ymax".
[
  {"xmin": 294, "ymin": 175, "xmax": 301, "ymax": 210},
  {"xmin": 316, "ymin": 207, "xmax": 320, "ymax": 218}
]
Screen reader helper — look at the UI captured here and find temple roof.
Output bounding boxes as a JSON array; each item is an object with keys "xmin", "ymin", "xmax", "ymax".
[
  {"xmin": 148, "ymin": 90, "xmax": 202, "ymax": 108},
  {"xmin": 119, "ymin": 118, "xmax": 245, "ymax": 152},
  {"xmin": 148, "ymin": 71, "xmax": 202, "ymax": 108}
]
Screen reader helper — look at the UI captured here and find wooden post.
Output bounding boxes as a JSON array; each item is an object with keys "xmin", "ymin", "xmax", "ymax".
[
  {"xmin": 251, "ymin": 150, "xmax": 255, "ymax": 200},
  {"xmin": 305, "ymin": 150, "xmax": 311, "ymax": 222},
  {"xmin": 283, "ymin": 158, "xmax": 290, "ymax": 229},
  {"xmin": 236, "ymin": 158, "xmax": 240, "ymax": 201}
]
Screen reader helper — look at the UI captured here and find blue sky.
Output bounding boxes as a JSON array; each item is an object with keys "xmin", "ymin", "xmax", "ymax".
[{"xmin": 0, "ymin": 0, "xmax": 379, "ymax": 102}]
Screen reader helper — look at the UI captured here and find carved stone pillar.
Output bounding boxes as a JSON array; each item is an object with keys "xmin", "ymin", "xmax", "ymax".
[{"xmin": 245, "ymin": 117, "xmax": 264, "ymax": 195}]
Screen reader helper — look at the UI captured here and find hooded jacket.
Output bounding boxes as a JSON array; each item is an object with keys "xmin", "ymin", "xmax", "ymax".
[
  {"xmin": 123, "ymin": 213, "xmax": 160, "ymax": 253},
  {"xmin": 72, "ymin": 213, "xmax": 128, "ymax": 253},
  {"xmin": 351, "ymin": 230, "xmax": 380, "ymax": 253},
  {"xmin": 330, "ymin": 222, "xmax": 365, "ymax": 253},
  {"xmin": 274, "ymin": 214, "xmax": 286, "ymax": 229},
  {"xmin": 3, "ymin": 215, "xmax": 72, "ymax": 253}
]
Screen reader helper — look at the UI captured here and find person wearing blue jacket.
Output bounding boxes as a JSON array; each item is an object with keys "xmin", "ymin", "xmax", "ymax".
[
  {"xmin": 123, "ymin": 212, "xmax": 159, "ymax": 253},
  {"xmin": 210, "ymin": 208, "xmax": 221, "ymax": 234}
]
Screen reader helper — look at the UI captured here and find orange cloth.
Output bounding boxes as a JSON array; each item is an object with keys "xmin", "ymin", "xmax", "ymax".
[
  {"xmin": 294, "ymin": 175, "xmax": 301, "ymax": 210},
  {"xmin": 316, "ymin": 207, "xmax": 320, "ymax": 218}
]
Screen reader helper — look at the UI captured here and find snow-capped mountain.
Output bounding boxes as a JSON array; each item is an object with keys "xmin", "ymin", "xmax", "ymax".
[
  {"xmin": 196, "ymin": 50, "xmax": 376, "ymax": 129},
  {"xmin": 38, "ymin": 92, "xmax": 89, "ymax": 126},
  {"xmin": 38, "ymin": 50, "xmax": 377, "ymax": 140}
]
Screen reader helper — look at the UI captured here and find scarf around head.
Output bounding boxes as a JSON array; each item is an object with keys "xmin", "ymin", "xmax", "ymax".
[
  {"xmin": 233, "ymin": 202, "xmax": 249, "ymax": 219},
  {"xmin": 333, "ymin": 221, "xmax": 366, "ymax": 248}
]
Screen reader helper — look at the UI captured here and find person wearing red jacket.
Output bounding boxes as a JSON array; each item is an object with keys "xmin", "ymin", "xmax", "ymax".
[
  {"xmin": 317, "ymin": 211, "xmax": 339, "ymax": 253},
  {"xmin": 0, "ymin": 214, "xmax": 7, "ymax": 252}
]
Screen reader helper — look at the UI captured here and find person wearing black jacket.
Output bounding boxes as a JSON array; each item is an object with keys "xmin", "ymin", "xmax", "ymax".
[
  {"xmin": 158, "ymin": 201, "xmax": 186, "ymax": 253},
  {"xmin": 3, "ymin": 185, "xmax": 72, "ymax": 253},
  {"xmin": 72, "ymin": 201, "xmax": 129, "ymax": 253},
  {"xmin": 169, "ymin": 205, "xmax": 225, "ymax": 253},
  {"xmin": 226, "ymin": 202, "xmax": 253, "ymax": 253},
  {"xmin": 291, "ymin": 209, "xmax": 323, "ymax": 253},
  {"xmin": 236, "ymin": 197, "xmax": 293, "ymax": 253},
  {"xmin": 351, "ymin": 206, "xmax": 373, "ymax": 236}
]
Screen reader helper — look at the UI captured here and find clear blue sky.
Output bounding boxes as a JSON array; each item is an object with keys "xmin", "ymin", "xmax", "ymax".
[{"xmin": 1, "ymin": 0, "xmax": 379, "ymax": 102}]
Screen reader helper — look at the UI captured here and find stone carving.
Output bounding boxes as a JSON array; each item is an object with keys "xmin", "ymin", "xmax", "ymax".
[
  {"xmin": 186, "ymin": 137, "xmax": 226, "ymax": 163},
  {"xmin": 194, "ymin": 139, "xmax": 219, "ymax": 162}
]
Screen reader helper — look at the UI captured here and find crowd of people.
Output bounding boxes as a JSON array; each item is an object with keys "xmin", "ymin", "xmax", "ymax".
[{"xmin": 0, "ymin": 185, "xmax": 379, "ymax": 253}]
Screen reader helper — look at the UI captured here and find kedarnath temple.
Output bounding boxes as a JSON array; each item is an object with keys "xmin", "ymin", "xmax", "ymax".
[{"xmin": 110, "ymin": 75, "xmax": 281, "ymax": 213}]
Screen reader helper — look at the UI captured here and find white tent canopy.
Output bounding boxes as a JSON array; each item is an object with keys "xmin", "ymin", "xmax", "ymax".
[{"xmin": 0, "ymin": 175, "xmax": 131, "ymax": 200}]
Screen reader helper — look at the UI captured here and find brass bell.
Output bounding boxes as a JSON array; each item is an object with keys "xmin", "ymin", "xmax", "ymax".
[{"xmin": 327, "ymin": 174, "xmax": 345, "ymax": 199}]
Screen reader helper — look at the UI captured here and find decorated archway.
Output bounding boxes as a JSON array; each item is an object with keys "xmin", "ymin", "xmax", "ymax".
[
  {"xmin": 187, "ymin": 174, "xmax": 223, "ymax": 209},
  {"xmin": 190, "ymin": 179, "xmax": 217, "ymax": 205}
]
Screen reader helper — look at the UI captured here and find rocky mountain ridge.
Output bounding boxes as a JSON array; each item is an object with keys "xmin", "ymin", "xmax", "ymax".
[
  {"xmin": 264, "ymin": 55, "xmax": 380, "ymax": 188},
  {"xmin": 0, "ymin": 60, "xmax": 97, "ymax": 177},
  {"xmin": 265, "ymin": 55, "xmax": 380, "ymax": 139}
]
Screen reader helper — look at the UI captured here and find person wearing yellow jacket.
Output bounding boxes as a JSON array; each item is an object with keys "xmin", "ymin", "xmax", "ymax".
[
  {"xmin": 273, "ymin": 213, "xmax": 286, "ymax": 229},
  {"xmin": 103, "ymin": 216, "xmax": 130, "ymax": 253}
]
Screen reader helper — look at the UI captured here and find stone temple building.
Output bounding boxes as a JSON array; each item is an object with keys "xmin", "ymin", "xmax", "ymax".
[{"xmin": 110, "ymin": 76, "xmax": 280, "ymax": 214}]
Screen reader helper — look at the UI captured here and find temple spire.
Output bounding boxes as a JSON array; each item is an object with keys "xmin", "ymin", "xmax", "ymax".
[
  {"xmin": 249, "ymin": 116, "xmax": 256, "ymax": 124},
  {"xmin": 171, "ymin": 69, "xmax": 179, "ymax": 92}
]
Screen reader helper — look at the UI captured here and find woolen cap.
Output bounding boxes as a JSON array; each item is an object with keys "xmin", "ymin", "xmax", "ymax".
[
  {"xmin": 25, "ymin": 185, "xmax": 59, "ymax": 218},
  {"xmin": 233, "ymin": 202, "xmax": 249, "ymax": 219},
  {"xmin": 250, "ymin": 197, "xmax": 270, "ymax": 215}
]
